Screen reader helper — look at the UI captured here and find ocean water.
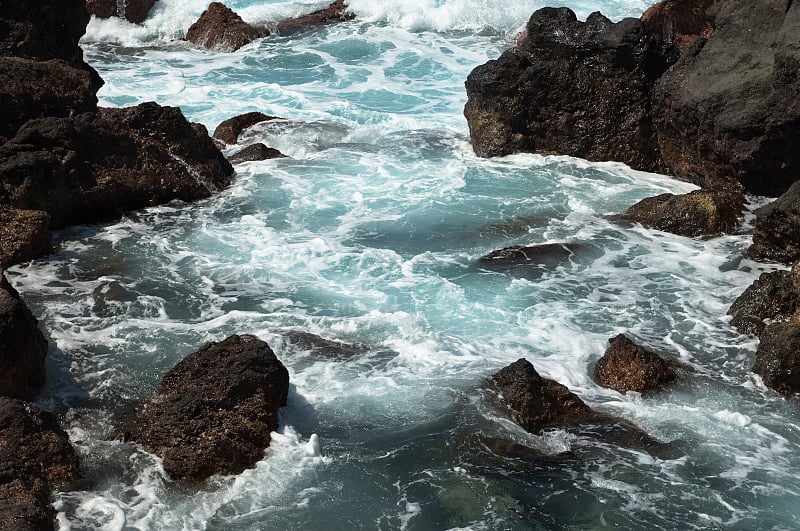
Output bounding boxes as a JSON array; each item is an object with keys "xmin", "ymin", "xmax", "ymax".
[{"xmin": 5, "ymin": 0, "xmax": 800, "ymax": 529}]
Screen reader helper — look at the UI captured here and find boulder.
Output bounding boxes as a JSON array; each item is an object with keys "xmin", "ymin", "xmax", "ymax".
[
  {"xmin": 212, "ymin": 111, "xmax": 280, "ymax": 145},
  {"xmin": 0, "ymin": 209, "xmax": 51, "ymax": 268},
  {"xmin": 641, "ymin": 0, "xmax": 715, "ymax": 50},
  {"xmin": 752, "ymin": 321, "xmax": 800, "ymax": 395},
  {"xmin": 275, "ymin": 0, "xmax": 355, "ymax": 36},
  {"xmin": 593, "ymin": 334, "xmax": 677, "ymax": 394},
  {"xmin": 86, "ymin": 0, "xmax": 158, "ymax": 24},
  {"xmin": 228, "ymin": 143, "xmax": 286, "ymax": 164},
  {"xmin": 0, "ymin": 397, "xmax": 80, "ymax": 529},
  {"xmin": 128, "ymin": 335, "xmax": 290, "ymax": 481},
  {"xmin": 652, "ymin": 0, "xmax": 800, "ymax": 196},
  {"xmin": 0, "ymin": 102, "xmax": 234, "ymax": 228},
  {"xmin": 464, "ymin": 8, "xmax": 677, "ymax": 166},
  {"xmin": 748, "ymin": 180, "xmax": 800, "ymax": 264},
  {"xmin": 728, "ymin": 270, "xmax": 798, "ymax": 336},
  {"xmin": 0, "ymin": 274, "xmax": 48, "ymax": 400},
  {"xmin": 478, "ymin": 243, "xmax": 590, "ymax": 268},
  {"xmin": 185, "ymin": 2, "xmax": 269, "ymax": 52},
  {"xmin": 616, "ymin": 187, "xmax": 744, "ymax": 237}
]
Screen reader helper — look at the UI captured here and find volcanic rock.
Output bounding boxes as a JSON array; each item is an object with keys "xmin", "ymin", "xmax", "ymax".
[
  {"xmin": 276, "ymin": 0, "xmax": 355, "ymax": 36},
  {"xmin": 728, "ymin": 270, "xmax": 798, "ymax": 336},
  {"xmin": 752, "ymin": 321, "xmax": 800, "ymax": 395},
  {"xmin": 0, "ymin": 209, "xmax": 51, "ymax": 269},
  {"xmin": 228, "ymin": 143, "xmax": 286, "ymax": 164},
  {"xmin": 0, "ymin": 275, "xmax": 48, "ymax": 400},
  {"xmin": 129, "ymin": 335, "xmax": 290, "ymax": 481},
  {"xmin": 86, "ymin": 0, "xmax": 158, "ymax": 24},
  {"xmin": 464, "ymin": 8, "xmax": 676, "ymax": 165},
  {"xmin": 641, "ymin": 0, "xmax": 715, "ymax": 50},
  {"xmin": 594, "ymin": 335, "xmax": 677, "ymax": 394},
  {"xmin": 186, "ymin": 2, "xmax": 269, "ymax": 52},
  {"xmin": 748, "ymin": 180, "xmax": 800, "ymax": 264},
  {"xmin": 213, "ymin": 112, "xmax": 281, "ymax": 145},
  {"xmin": 0, "ymin": 102, "xmax": 233, "ymax": 228},
  {"xmin": 479, "ymin": 243, "xmax": 589, "ymax": 268},
  {"xmin": 617, "ymin": 187, "xmax": 744, "ymax": 237},
  {"xmin": 652, "ymin": 0, "xmax": 800, "ymax": 196}
]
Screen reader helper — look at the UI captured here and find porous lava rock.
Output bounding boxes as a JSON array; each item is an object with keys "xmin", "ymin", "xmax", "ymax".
[
  {"xmin": 86, "ymin": 0, "xmax": 158, "ymax": 24},
  {"xmin": 186, "ymin": 2, "xmax": 269, "ymax": 52},
  {"xmin": 617, "ymin": 187, "xmax": 744, "ymax": 237},
  {"xmin": 213, "ymin": 112, "xmax": 280, "ymax": 145},
  {"xmin": 0, "ymin": 102, "xmax": 233, "ymax": 228},
  {"xmin": 728, "ymin": 270, "xmax": 799, "ymax": 336},
  {"xmin": 129, "ymin": 335, "xmax": 290, "ymax": 481},
  {"xmin": 0, "ymin": 275, "xmax": 48, "ymax": 400},
  {"xmin": 641, "ymin": 0, "xmax": 715, "ymax": 50},
  {"xmin": 652, "ymin": 0, "xmax": 800, "ymax": 196},
  {"xmin": 228, "ymin": 143, "xmax": 286, "ymax": 164},
  {"xmin": 464, "ymin": 8, "xmax": 676, "ymax": 165},
  {"xmin": 275, "ymin": 0, "xmax": 355, "ymax": 36},
  {"xmin": 594, "ymin": 335, "xmax": 677, "ymax": 394},
  {"xmin": 0, "ymin": 397, "xmax": 80, "ymax": 529},
  {"xmin": 752, "ymin": 321, "xmax": 800, "ymax": 395},
  {"xmin": 748, "ymin": 180, "xmax": 800, "ymax": 264},
  {"xmin": 0, "ymin": 209, "xmax": 51, "ymax": 269}
]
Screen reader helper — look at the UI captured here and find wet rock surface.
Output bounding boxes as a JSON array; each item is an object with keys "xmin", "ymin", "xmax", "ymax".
[
  {"xmin": 641, "ymin": 0, "xmax": 715, "ymax": 50},
  {"xmin": 129, "ymin": 335, "xmax": 290, "ymax": 481},
  {"xmin": 186, "ymin": 2, "xmax": 269, "ymax": 52},
  {"xmin": 86, "ymin": 0, "xmax": 158, "ymax": 24},
  {"xmin": 594, "ymin": 335, "xmax": 677, "ymax": 394},
  {"xmin": 213, "ymin": 112, "xmax": 280, "ymax": 145},
  {"xmin": 748, "ymin": 180, "xmax": 800, "ymax": 264},
  {"xmin": 753, "ymin": 322, "xmax": 800, "ymax": 395},
  {"xmin": 0, "ymin": 208, "xmax": 51, "ymax": 268},
  {"xmin": 228, "ymin": 143, "xmax": 286, "ymax": 163},
  {"xmin": 276, "ymin": 0, "xmax": 354, "ymax": 36},
  {"xmin": 728, "ymin": 270, "xmax": 798, "ymax": 336}
]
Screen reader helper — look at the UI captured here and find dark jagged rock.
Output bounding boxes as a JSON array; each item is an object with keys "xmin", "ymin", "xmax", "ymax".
[
  {"xmin": 748, "ymin": 181, "xmax": 800, "ymax": 264},
  {"xmin": 479, "ymin": 243, "xmax": 587, "ymax": 267},
  {"xmin": 129, "ymin": 335, "xmax": 290, "ymax": 481},
  {"xmin": 641, "ymin": 0, "xmax": 715, "ymax": 50},
  {"xmin": 652, "ymin": 0, "xmax": 800, "ymax": 196},
  {"xmin": 0, "ymin": 398, "xmax": 80, "ymax": 529},
  {"xmin": 464, "ymin": 8, "xmax": 676, "ymax": 165},
  {"xmin": 213, "ymin": 112, "xmax": 280, "ymax": 145},
  {"xmin": 616, "ymin": 187, "xmax": 744, "ymax": 237},
  {"xmin": 86, "ymin": 0, "xmax": 158, "ymax": 24},
  {"xmin": 594, "ymin": 335, "xmax": 677, "ymax": 394},
  {"xmin": 185, "ymin": 2, "xmax": 269, "ymax": 52},
  {"xmin": 728, "ymin": 270, "xmax": 798, "ymax": 336},
  {"xmin": 0, "ymin": 209, "xmax": 51, "ymax": 269},
  {"xmin": 276, "ymin": 0, "xmax": 355, "ymax": 36},
  {"xmin": 228, "ymin": 143, "xmax": 286, "ymax": 164},
  {"xmin": 753, "ymin": 321, "xmax": 800, "ymax": 395},
  {"xmin": 282, "ymin": 330, "xmax": 368, "ymax": 360},
  {"xmin": 0, "ymin": 275, "xmax": 48, "ymax": 400},
  {"xmin": 0, "ymin": 102, "xmax": 233, "ymax": 228}
]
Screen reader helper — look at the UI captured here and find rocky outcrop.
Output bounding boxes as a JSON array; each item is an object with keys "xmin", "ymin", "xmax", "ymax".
[
  {"xmin": 641, "ymin": 0, "xmax": 714, "ymax": 50},
  {"xmin": 213, "ymin": 112, "xmax": 280, "ymax": 145},
  {"xmin": 129, "ymin": 335, "xmax": 290, "ymax": 481},
  {"xmin": 617, "ymin": 186, "xmax": 744, "ymax": 237},
  {"xmin": 594, "ymin": 335, "xmax": 677, "ymax": 394},
  {"xmin": 0, "ymin": 275, "xmax": 48, "ymax": 400},
  {"xmin": 752, "ymin": 322, "xmax": 800, "ymax": 395},
  {"xmin": 0, "ymin": 398, "xmax": 80, "ymax": 529},
  {"xmin": 652, "ymin": 0, "xmax": 800, "ymax": 196},
  {"xmin": 748, "ymin": 181, "xmax": 800, "ymax": 264},
  {"xmin": 229, "ymin": 143, "xmax": 285, "ymax": 163},
  {"xmin": 728, "ymin": 269, "xmax": 799, "ymax": 336},
  {"xmin": 186, "ymin": 2, "xmax": 269, "ymax": 52},
  {"xmin": 464, "ymin": 8, "xmax": 676, "ymax": 165},
  {"xmin": 86, "ymin": 0, "xmax": 158, "ymax": 24},
  {"xmin": 478, "ymin": 243, "xmax": 591, "ymax": 269},
  {"xmin": 0, "ymin": 102, "xmax": 233, "ymax": 228},
  {"xmin": 0, "ymin": 209, "xmax": 51, "ymax": 269},
  {"xmin": 275, "ymin": 0, "xmax": 355, "ymax": 36}
]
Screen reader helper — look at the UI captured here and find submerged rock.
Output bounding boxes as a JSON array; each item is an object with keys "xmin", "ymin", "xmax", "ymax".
[
  {"xmin": 617, "ymin": 187, "xmax": 744, "ymax": 237},
  {"xmin": 464, "ymin": 8, "xmax": 676, "ymax": 166},
  {"xmin": 228, "ymin": 143, "xmax": 286, "ymax": 163},
  {"xmin": 0, "ymin": 208, "xmax": 51, "ymax": 268},
  {"xmin": 213, "ymin": 111, "xmax": 280, "ymax": 145},
  {"xmin": 479, "ymin": 243, "xmax": 583, "ymax": 267},
  {"xmin": 748, "ymin": 181, "xmax": 800, "ymax": 264},
  {"xmin": 594, "ymin": 335, "xmax": 677, "ymax": 394},
  {"xmin": 129, "ymin": 335, "xmax": 290, "ymax": 481},
  {"xmin": 753, "ymin": 322, "xmax": 800, "ymax": 395},
  {"xmin": 0, "ymin": 274, "xmax": 48, "ymax": 400},
  {"xmin": 641, "ymin": 0, "xmax": 715, "ymax": 50},
  {"xmin": 86, "ymin": 0, "xmax": 158, "ymax": 24},
  {"xmin": 728, "ymin": 270, "xmax": 798, "ymax": 336},
  {"xmin": 275, "ymin": 0, "xmax": 355, "ymax": 36},
  {"xmin": 186, "ymin": 2, "xmax": 269, "ymax": 52},
  {"xmin": 0, "ymin": 102, "xmax": 233, "ymax": 228}
]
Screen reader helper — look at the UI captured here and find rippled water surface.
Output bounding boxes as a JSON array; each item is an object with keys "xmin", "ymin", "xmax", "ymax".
[{"xmin": 7, "ymin": 0, "xmax": 800, "ymax": 529}]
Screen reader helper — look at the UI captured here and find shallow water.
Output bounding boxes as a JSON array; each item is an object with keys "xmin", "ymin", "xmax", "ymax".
[{"xmin": 6, "ymin": 0, "xmax": 800, "ymax": 529}]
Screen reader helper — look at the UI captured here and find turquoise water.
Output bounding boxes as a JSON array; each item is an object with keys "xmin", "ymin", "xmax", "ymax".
[{"xmin": 6, "ymin": 0, "xmax": 800, "ymax": 529}]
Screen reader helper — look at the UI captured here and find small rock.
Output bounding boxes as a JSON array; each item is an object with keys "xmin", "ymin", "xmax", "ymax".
[
  {"xmin": 728, "ymin": 270, "xmax": 798, "ymax": 336},
  {"xmin": 752, "ymin": 321, "xmax": 800, "ymax": 395},
  {"xmin": 276, "ymin": 0, "xmax": 355, "ymax": 36},
  {"xmin": 594, "ymin": 335, "xmax": 677, "ymax": 394},
  {"xmin": 0, "ymin": 209, "xmax": 51, "ymax": 268},
  {"xmin": 185, "ymin": 2, "xmax": 269, "ymax": 52},
  {"xmin": 213, "ymin": 111, "xmax": 280, "ymax": 145},
  {"xmin": 748, "ymin": 180, "xmax": 800, "ymax": 264},
  {"xmin": 228, "ymin": 143, "xmax": 285, "ymax": 163}
]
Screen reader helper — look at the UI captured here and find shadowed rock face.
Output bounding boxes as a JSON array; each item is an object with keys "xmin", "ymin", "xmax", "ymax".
[
  {"xmin": 129, "ymin": 335, "xmax": 290, "ymax": 482},
  {"xmin": 86, "ymin": 0, "xmax": 157, "ymax": 24},
  {"xmin": 186, "ymin": 2, "xmax": 269, "ymax": 52},
  {"xmin": 464, "ymin": 8, "xmax": 676, "ymax": 166},
  {"xmin": 748, "ymin": 180, "xmax": 800, "ymax": 264},
  {"xmin": 641, "ymin": 0, "xmax": 715, "ymax": 50},
  {"xmin": 594, "ymin": 335, "xmax": 677, "ymax": 395},
  {"xmin": 276, "ymin": 0, "xmax": 354, "ymax": 35},
  {"xmin": 213, "ymin": 112, "xmax": 281, "ymax": 145},
  {"xmin": 0, "ymin": 209, "xmax": 50, "ymax": 268},
  {"xmin": 753, "ymin": 322, "xmax": 800, "ymax": 395},
  {"xmin": 728, "ymin": 270, "xmax": 799, "ymax": 336}
]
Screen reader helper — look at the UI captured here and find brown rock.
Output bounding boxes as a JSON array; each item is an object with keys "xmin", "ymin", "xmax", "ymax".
[
  {"xmin": 752, "ymin": 321, "xmax": 800, "ymax": 395},
  {"xmin": 276, "ymin": 0, "xmax": 355, "ymax": 36},
  {"xmin": 228, "ymin": 143, "xmax": 285, "ymax": 163},
  {"xmin": 0, "ymin": 209, "xmax": 51, "ymax": 269},
  {"xmin": 87, "ymin": 0, "xmax": 158, "ymax": 24},
  {"xmin": 594, "ymin": 335, "xmax": 677, "ymax": 394},
  {"xmin": 748, "ymin": 180, "xmax": 800, "ymax": 264},
  {"xmin": 641, "ymin": 0, "xmax": 715, "ymax": 50},
  {"xmin": 728, "ymin": 270, "xmax": 798, "ymax": 336},
  {"xmin": 212, "ymin": 111, "xmax": 280, "ymax": 145},
  {"xmin": 129, "ymin": 335, "xmax": 289, "ymax": 481},
  {"xmin": 185, "ymin": 2, "xmax": 269, "ymax": 52}
]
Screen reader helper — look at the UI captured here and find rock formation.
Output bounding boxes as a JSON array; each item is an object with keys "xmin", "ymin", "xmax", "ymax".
[
  {"xmin": 185, "ymin": 2, "xmax": 269, "ymax": 52},
  {"xmin": 129, "ymin": 335, "xmax": 290, "ymax": 481},
  {"xmin": 748, "ymin": 180, "xmax": 800, "ymax": 264},
  {"xmin": 0, "ymin": 209, "xmax": 51, "ymax": 268},
  {"xmin": 752, "ymin": 322, "xmax": 800, "ymax": 395},
  {"xmin": 86, "ymin": 0, "xmax": 158, "ymax": 24},
  {"xmin": 229, "ymin": 143, "xmax": 286, "ymax": 163},
  {"xmin": 594, "ymin": 335, "xmax": 677, "ymax": 394},
  {"xmin": 640, "ymin": 0, "xmax": 714, "ymax": 50},
  {"xmin": 728, "ymin": 269, "xmax": 799, "ymax": 336},
  {"xmin": 213, "ymin": 111, "xmax": 280, "ymax": 145},
  {"xmin": 275, "ymin": 0, "xmax": 354, "ymax": 36}
]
